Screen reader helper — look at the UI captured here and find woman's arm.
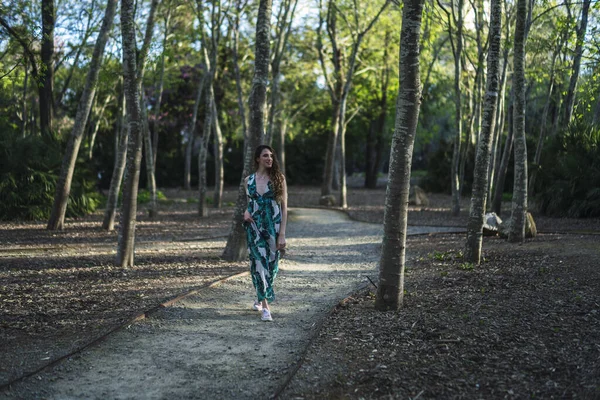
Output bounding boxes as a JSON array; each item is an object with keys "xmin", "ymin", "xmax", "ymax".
[
  {"xmin": 243, "ymin": 176, "xmax": 253, "ymax": 223},
  {"xmin": 277, "ymin": 177, "xmax": 288, "ymax": 249}
]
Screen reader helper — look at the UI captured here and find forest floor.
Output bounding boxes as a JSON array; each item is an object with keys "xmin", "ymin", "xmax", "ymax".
[{"xmin": 1, "ymin": 183, "xmax": 599, "ymax": 399}]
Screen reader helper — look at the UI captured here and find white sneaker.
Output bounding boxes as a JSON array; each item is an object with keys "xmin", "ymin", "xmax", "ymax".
[
  {"xmin": 252, "ymin": 301, "xmax": 263, "ymax": 311},
  {"xmin": 261, "ymin": 309, "xmax": 273, "ymax": 321}
]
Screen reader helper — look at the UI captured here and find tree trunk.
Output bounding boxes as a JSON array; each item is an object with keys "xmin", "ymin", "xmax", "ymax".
[
  {"xmin": 222, "ymin": 0, "xmax": 272, "ymax": 262},
  {"xmin": 450, "ymin": 0, "xmax": 464, "ymax": 216},
  {"xmin": 278, "ymin": 118, "xmax": 287, "ymax": 175},
  {"xmin": 529, "ymin": 41, "xmax": 561, "ymax": 195},
  {"xmin": 562, "ymin": 0, "xmax": 591, "ymax": 127},
  {"xmin": 197, "ymin": 83, "xmax": 214, "ymax": 217},
  {"xmin": 88, "ymin": 94, "xmax": 112, "ymax": 160},
  {"xmin": 103, "ymin": 91, "xmax": 127, "ymax": 231},
  {"xmin": 47, "ymin": 0, "xmax": 117, "ymax": 230},
  {"xmin": 465, "ymin": 0, "xmax": 502, "ymax": 264},
  {"xmin": 375, "ymin": 0, "xmax": 425, "ymax": 311},
  {"xmin": 212, "ymin": 93, "xmax": 224, "ymax": 208},
  {"xmin": 508, "ymin": 0, "xmax": 528, "ymax": 243},
  {"xmin": 232, "ymin": 1, "xmax": 248, "ymax": 141},
  {"xmin": 266, "ymin": 0, "xmax": 298, "ymax": 146},
  {"xmin": 491, "ymin": 88, "xmax": 513, "ymax": 215},
  {"xmin": 21, "ymin": 56, "xmax": 28, "ymax": 137},
  {"xmin": 116, "ymin": 0, "xmax": 158, "ymax": 267},
  {"xmin": 152, "ymin": 2, "xmax": 172, "ymax": 168},
  {"xmin": 142, "ymin": 96, "xmax": 158, "ymax": 218},
  {"xmin": 40, "ymin": 0, "xmax": 55, "ymax": 137},
  {"xmin": 184, "ymin": 74, "xmax": 206, "ymax": 190}
]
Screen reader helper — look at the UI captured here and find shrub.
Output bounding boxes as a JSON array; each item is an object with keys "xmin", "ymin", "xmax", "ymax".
[
  {"xmin": 0, "ymin": 132, "xmax": 102, "ymax": 221},
  {"xmin": 534, "ymin": 120, "xmax": 600, "ymax": 218}
]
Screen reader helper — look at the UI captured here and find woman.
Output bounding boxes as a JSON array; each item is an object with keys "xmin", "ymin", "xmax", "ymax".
[{"xmin": 243, "ymin": 145, "xmax": 287, "ymax": 322}]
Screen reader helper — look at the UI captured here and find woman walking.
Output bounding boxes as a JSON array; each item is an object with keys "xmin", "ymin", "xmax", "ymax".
[{"xmin": 243, "ymin": 145, "xmax": 287, "ymax": 321}]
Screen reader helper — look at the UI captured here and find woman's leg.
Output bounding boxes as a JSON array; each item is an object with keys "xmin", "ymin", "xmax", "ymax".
[{"xmin": 261, "ymin": 299, "xmax": 269, "ymax": 311}]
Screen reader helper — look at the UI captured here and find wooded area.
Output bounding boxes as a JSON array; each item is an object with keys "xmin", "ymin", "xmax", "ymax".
[{"xmin": 1, "ymin": 0, "xmax": 599, "ymax": 300}]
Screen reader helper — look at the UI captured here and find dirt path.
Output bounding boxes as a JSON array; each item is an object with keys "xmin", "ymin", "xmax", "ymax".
[{"xmin": 2, "ymin": 208, "xmax": 461, "ymax": 399}]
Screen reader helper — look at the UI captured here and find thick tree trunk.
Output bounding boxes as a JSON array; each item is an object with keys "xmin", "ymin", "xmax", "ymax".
[
  {"xmin": 508, "ymin": 0, "xmax": 528, "ymax": 243},
  {"xmin": 40, "ymin": 0, "xmax": 55, "ymax": 137},
  {"xmin": 562, "ymin": 0, "xmax": 591, "ymax": 127},
  {"xmin": 222, "ymin": 0, "xmax": 272, "ymax": 261},
  {"xmin": 103, "ymin": 92, "xmax": 127, "ymax": 231},
  {"xmin": 47, "ymin": 0, "xmax": 117, "ymax": 230},
  {"xmin": 375, "ymin": 0, "xmax": 425, "ymax": 311},
  {"xmin": 465, "ymin": 0, "xmax": 502, "ymax": 264},
  {"xmin": 116, "ymin": 0, "xmax": 158, "ymax": 267}
]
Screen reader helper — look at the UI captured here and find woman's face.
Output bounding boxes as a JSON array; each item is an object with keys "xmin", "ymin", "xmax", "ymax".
[{"xmin": 257, "ymin": 148, "xmax": 274, "ymax": 170}]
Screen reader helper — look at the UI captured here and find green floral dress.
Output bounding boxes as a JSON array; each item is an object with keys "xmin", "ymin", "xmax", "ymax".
[{"xmin": 245, "ymin": 173, "xmax": 282, "ymax": 302}]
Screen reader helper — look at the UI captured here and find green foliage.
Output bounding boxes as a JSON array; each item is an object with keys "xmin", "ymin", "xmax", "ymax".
[
  {"xmin": 137, "ymin": 189, "xmax": 167, "ymax": 204},
  {"xmin": 534, "ymin": 121, "xmax": 600, "ymax": 217},
  {"xmin": 0, "ymin": 131, "xmax": 102, "ymax": 221}
]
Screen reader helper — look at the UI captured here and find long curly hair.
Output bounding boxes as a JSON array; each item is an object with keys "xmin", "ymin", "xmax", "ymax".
[{"xmin": 253, "ymin": 145, "xmax": 285, "ymax": 203}]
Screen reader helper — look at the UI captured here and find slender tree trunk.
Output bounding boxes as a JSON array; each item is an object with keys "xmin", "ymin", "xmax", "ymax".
[
  {"xmin": 465, "ymin": 0, "xmax": 502, "ymax": 264},
  {"xmin": 198, "ymin": 84, "xmax": 214, "ymax": 217},
  {"xmin": 47, "ymin": 0, "xmax": 117, "ymax": 230},
  {"xmin": 450, "ymin": 0, "xmax": 464, "ymax": 216},
  {"xmin": 594, "ymin": 88, "xmax": 600, "ymax": 126},
  {"xmin": 212, "ymin": 93, "xmax": 224, "ymax": 208},
  {"xmin": 103, "ymin": 91, "xmax": 127, "ymax": 231},
  {"xmin": 184, "ymin": 74, "xmax": 206, "ymax": 190},
  {"xmin": 40, "ymin": 0, "xmax": 55, "ymax": 137},
  {"xmin": 21, "ymin": 56, "xmax": 28, "ymax": 137},
  {"xmin": 563, "ymin": 0, "xmax": 591, "ymax": 127},
  {"xmin": 142, "ymin": 96, "xmax": 158, "ymax": 217},
  {"xmin": 278, "ymin": 118, "xmax": 287, "ymax": 175},
  {"xmin": 491, "ymin": 88, "xmax": 513, "ymax": 215},
  {"xmin": 508, "ymin": 0, "xmax": 528, "ymax": 243},
  {"xmin": 88, "ymin": 94, "xmax": 112, "ymax": 160},
  {"xmin": 232, "ymin": 1, "xmax": 248, "ymax": 141},
  {"xmin": 338, "ymin": 102, "xmax": 348, "ymax": 208},
  {"xmin": 222, "ymin": 0, "xmax": 272, "ymax": 261},
  {"xmin": 375, "ymin": 0, "xmax": 425, "ymax": 311},
  {"xmin": 152, "ymin": 2, "xmax": 172, "ymax": 168},
  {"xmin": 530, "ymin": 43, "xmax": 561, "ymax": 195}
]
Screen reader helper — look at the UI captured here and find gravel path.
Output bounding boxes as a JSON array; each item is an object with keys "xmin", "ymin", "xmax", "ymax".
[{"xmin": 3, "ymin": 208, "xmax": 462, "ymax": 399}]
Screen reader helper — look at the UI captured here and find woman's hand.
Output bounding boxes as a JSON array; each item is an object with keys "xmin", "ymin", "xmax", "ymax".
[
  {"xmin": 277, "ymin": 235, "xmax": 286, "ymax": 250},
  {"xmin": 244, "ymin": 210, "xmax": 254, "ymax": 223}
]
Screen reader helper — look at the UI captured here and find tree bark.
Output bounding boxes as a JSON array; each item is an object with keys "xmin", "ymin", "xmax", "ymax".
[
  {"xmin": 465, "ymin": 0, "xmax": 502, "ymax": 264},
  {"xmin": 562, "ymin": 0, "xmax": 591, "ymax": 127},
  {"xmin": 375, "ymin": 0, "xmax": 425, "ymax": 311},
  {"xmin": 184, "ymin": 74, "xmax": 206, "ymax": 190},
  {"xmin": 152, "ymin": 1, "xmax": 172, "ymax": 168},
  {"xmin": 103, "ymin": 90, "xmax": 127, "ymax": 231},
  {"xmin": 47, "ymin": 0, "xmax": 117, "ymax": 230},
  {"xmin": 491, "ymin": 87, "xmax": 513, "ymax": 215},
  {"xmin": 222, "ymin": 0, "xmax": 272, "ymax": 261},
  {"xmin": 508, "ymin": 0, "xmax": 528, "ymax": 243},
  {"xmin": 21, "ymin": 56, "xmax": 28, "ymax": 137},
  {"xmin": 40, "ymin": 0, "xmax": 55, "ymax": 137},
  {"xmin": 212, "ymin": 94, "xmax": 224, "ymax": 208},
  {"xmin": 198, "ymin": 84, "xmax": 214, "ymax": 217},
  {"xmin": 142, "ymin": 96, "xmax": 158, "ymax": 217},
  {"xmin": 116, "ymin": 0, "xmax": 159, "ymax": 267},
  {"xmin": 88, "ymin": 94, "xmax": 112, "ymax": 160},
  {"xmin": 265, "ymin": 0, "xmax": 298, "ymax": 146}
]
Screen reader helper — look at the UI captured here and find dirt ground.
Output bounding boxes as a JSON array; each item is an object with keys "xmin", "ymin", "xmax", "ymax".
[{"xmin": 1, "ymin": 185, "xmax": 599, "ymax": 398}]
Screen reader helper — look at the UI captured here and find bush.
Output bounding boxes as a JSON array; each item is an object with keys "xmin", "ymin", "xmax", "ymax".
[
  {"xmin": 0, "ymin": 132, "xmax": 102, "ymax": 221},
  {"xmin": 534, "ymin": 121, "xmax": 600, "ymax": 218}
]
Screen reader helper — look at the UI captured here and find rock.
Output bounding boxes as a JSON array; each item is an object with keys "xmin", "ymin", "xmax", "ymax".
[
  {"xmin": 319, "ymin": 195, "xmax": 337, "ymax": 207},
  {"xmin": 483, "ymin": 212, "xmax": 502, "ymax": 236},
  {"xmin": 409, "ymin": 186, "xmax": 429, "ymax": 206}
]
